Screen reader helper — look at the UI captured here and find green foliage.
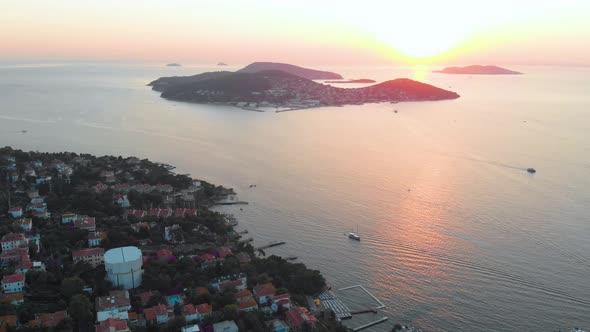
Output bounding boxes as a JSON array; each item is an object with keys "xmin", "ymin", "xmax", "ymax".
[
  {"xmin": 68, "ymin": 294, "xmax": 93, "ymax": 322},
  {"xmin": 60, "ymin": 276, "xmax": 85, "ymax": 299},
  {"xmin": 251, "ymin": 255, "xmax": 326, "ymax": 295}
]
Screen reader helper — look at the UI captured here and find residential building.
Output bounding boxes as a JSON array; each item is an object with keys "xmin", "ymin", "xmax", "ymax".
[
  {"xmin": 234, "ymin": 289, "xmax": 253, "ymax": 303},
  {"xmin": 213, "ymin": 320, "xmax": 239, "ymax": 332},
  {"xmin": 181, "ymin": 324, "xmax": 201, "ymax": 332},
  {"xmin": 192, "ymin": 179, "xmax": 202, "ymax": 187},
  {"xmin": 12, "ymin": 218, "xmax": 32, "ymax": 231},
  {"xmin": 253, "ymin": 283, "xmax": 277, "ymax": 305},
  {"xmin": 1, "ymin": 273, "xmax": 25, "ymax": 294},
  {"xmin": 74, "ymin": 217, "xmax": 96, "ymax": 231},
  {"xmin": 0, "ymin": 233, "xmax": 28, "ymax": 252},
  {"xmin": 88, "ymin": 231, "xmax": 107, "ymax": 247},
  {"xmin": 72, "ymin": 248, "xmax": 105, "ymax": 268},
  {"xmin": 181, "ymin": 304, "xmax": 199, "ymax": 323},
  {"xmin": 95, "ymin": 318, "xmax": 130, "ymax": 332},
  {"xmin": 8, "ymin": 207, "xmax": 22, "ymax": 219},
  {"xmin": 0, "ymin": 292, "xmax": 24, "ymax": 306},
  {"xmin": 271, "ymin": 293, "xmax": 292, "ymax": 309},
  {"xmin": 238, "ymin": 298, "xmax": 258, "ymax": 312},
  {"xmin": 143, "ymin": 304, "xmax": 171, "ymax": 325},
  {"xmin": 0, "ymin": 247, "xmax": 30, "ymax": 267},
  {"xmin": 271, "ymin": 319, "xmax": 290, "ymax": 332},
  {"xmin": 27, "ymin": 311, "xmax": 68, "ymax": 329},
  {"xmin": 0, "ymin": 315, "xmax": 17, "ymax": 332},
  {"xmin": 285, "ymin": 307, "xmax": 318, "ymax": 331},
  {"xmin": 113, "ymin": 194, "xmax": 130, "ymax": 208},
  {"xmin": 96, "ymin": 290, "xmax": 131, "ymax": 322},
  {"xmin": 61, "ymin": 213, "xmax": 78, "ymax": 224}
]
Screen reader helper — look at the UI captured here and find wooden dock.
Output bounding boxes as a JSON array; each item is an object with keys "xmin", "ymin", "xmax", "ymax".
[{"xmin": 255, "ymin": 241, "xmax": 285, "ymax": 250}]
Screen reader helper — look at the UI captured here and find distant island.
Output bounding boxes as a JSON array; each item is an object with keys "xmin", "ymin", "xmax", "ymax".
[
  {"xmin": 325, "ymin": 79, "xmax": 376, "ymax": 84},
  {"xmin": 217, "ymin": 62, "xmax": 228, "ymax": 66},
  {"xmin": 237, "ymin": 62, "xmax": 343, "ymax": 80},
  {"xmin": 166, "ymin": 63, "xmax": 182, "ymax": 67},
  {"xmin": 148, "ymin": 63, "xmax": 459, "ymax": 111},
  {"xmin": 434, "ymin": 65, "xmax": 522, "ymax": 75}
]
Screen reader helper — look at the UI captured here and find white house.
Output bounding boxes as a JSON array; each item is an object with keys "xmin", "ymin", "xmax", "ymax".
[
  {"xmin": 192, "ymin": 179, "xmax": 202, "ymax": 187},
  {"xmin": 213, "ymin": 321, "xmax": 239, "ymax": 332},
  {"xmin": 8, "ymin": 207, "xmax": 23, "ymax": 218},
  {"xmin": 1, "ymin": 273, "xmax": 25, "ymax": 293},
  {"xmin": 88, "ymin": 231, "xmax": 107, "ymax": 247},
  {"xmin": 1, "ymin": 233, "xmax": 29, "ymax": 252},
  {"xmin": 181, "ymin": 325, "xmax": 201, "ymax": 332},
  {"xmin": 95, "ymin": 290, "xmax": 131, "ymax": 322}
]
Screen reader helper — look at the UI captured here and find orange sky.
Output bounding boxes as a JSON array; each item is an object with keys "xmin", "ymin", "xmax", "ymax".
[{"xmin": 1, "ymin": 0, "xmax": 589, "ymax": 66}]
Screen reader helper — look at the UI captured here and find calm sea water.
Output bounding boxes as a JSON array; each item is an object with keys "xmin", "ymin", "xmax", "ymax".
[{"xmin": 1, "ymin": 62, "xmax": 589, "ymax": 331}]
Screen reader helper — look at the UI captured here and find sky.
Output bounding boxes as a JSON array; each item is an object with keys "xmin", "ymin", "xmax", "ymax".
[{"xmin": 1, "ymin": 0, "xmax": 589, "ymax": 66}]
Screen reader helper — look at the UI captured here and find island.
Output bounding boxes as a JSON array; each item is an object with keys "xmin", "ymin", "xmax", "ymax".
[
  {"xmin": 166, "ymin": 63, "xmax": 182, "ymax": 67},
  {"xmin": 217, "ymin": 62, "xmax": 228, "ymax": 66},
  {"xmin": 324, "ymin": 79, "xmax": 377, "ymax": 84},
  {"xmin": 148, "ymin": 63, "xmax": 459, "ymax": 111},
  {"xmin": 433, "ymin": 65, "xmax": 522, "ymax": 75},
  {"xmin": 0, "ymin": 146, "xmax": 353, "ymax": 332},
  {"xmin": 236, "ymin": 62, "xmax": 343, "ymax": 80}
]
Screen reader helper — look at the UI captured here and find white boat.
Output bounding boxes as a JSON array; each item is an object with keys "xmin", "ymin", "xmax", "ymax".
[{"xmin": 348, "ymin": 226, "xmax": 360, "ymax": 241}]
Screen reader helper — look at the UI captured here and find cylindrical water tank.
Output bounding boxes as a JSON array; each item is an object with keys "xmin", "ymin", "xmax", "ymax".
[{"xmin": 104, "ymin": 246, "xmax": 142, "ymax": 289}]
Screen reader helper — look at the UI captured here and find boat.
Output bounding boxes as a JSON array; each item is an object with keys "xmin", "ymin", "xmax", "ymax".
[
  {"xmin": 527, "ymin": 168, "xmax": 537, "ymax": 173},
  {"xmin": 348, "ymin": 226, "xmax": 360, "ymax": 241}
]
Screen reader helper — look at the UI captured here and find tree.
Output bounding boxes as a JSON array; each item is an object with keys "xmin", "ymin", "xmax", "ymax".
[
  {"xmin": 69, "ymin": 294, "xmax": 93, "ymax": 324},
  {"xmin": 60, "ymin": 276, "xmax": 85, "ymax": 299}
]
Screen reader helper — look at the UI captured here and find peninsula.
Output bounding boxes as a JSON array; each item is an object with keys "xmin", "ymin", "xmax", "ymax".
[
  {"xmin": 148, "ymin": 63, "xmax": 459, "ymax": 111},
  {"xmin": 325, "ymin": 79, "xmax": 377, "ymax": 84},
  {"xmin": 166, "ymin": 63, "xmax": 182, "ymax": 67},
  {"xmin": 433, "ymin": 65, "xmax": 522, "ymax": 75}
]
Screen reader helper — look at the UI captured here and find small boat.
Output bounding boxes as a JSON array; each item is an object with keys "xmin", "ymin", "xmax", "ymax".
[
  {"xmin": 347, "ymin": 225, "xmax": 360, "ymax": 241},
  {"xmin": 527, "ymin": 168, "xmax": 537, "ymax": 174}
]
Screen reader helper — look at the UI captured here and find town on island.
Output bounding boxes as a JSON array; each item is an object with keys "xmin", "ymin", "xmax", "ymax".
[{"xmin": 0, "ymin": 147, "xmax": 416, "ymax": 332}]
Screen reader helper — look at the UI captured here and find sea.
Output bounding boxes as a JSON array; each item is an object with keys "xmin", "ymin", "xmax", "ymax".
[{"xmin": 1, "ymin": 61, "xmax": 589, "ymax": 332}]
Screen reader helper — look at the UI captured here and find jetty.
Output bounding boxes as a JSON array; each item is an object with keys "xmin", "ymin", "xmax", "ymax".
[
  {"xmin": 352, "ymin": 317, "xmax": 389, "ymax": 331},
  {"xmin": 318, "ymin": 291, "xmax": 352, "ymax": 321},
  {"xmin": 214, "ymin": 201, "xmax": 249, "ymax": 206},
  {"xmin": 255, "ymin": 241, "xmax": 285, "ymax": 250}
]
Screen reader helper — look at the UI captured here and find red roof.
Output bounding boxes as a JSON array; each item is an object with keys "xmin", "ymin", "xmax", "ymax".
[
  {"xmin": 96, "ymin": 318, "xmax": 129, "ymax": 332},
  {"xmin": 217, "ymin": 247, "xmax": 233, "ymax": 259},
  {"xmin": 234, "ymin": 290, "xmax": 253, "ymax": 300},
  {"xmin": 200, "ymin": 253, "xmax": 216, "ymax": 261},
  {"xmin": 149, "ymin": 209, "xmax": 160, "ymax": 217},
  {"xmin": 0, "ymin": 292, "xmax": 24, "ymax": 303},
  {"xmin": 0, "ymin": 315, "xmax": 17, "ymax": 327},
  {"xmin": 194, "ymin": 287, "xmax": 209, "ymax": 296},
  {"xmin": 1, "ymin": 273, "xmax": 25, "ymax": 284},
  {"xmin": 74, "ymin": 217, "xmax": 96, "ymax": 229},
  {"xmin": 157, "ymin": 249, "xmax": 173, "ymax": 257},
  {"xmin": 285, "ymin": 307, "xmax": 317, "ymax": 329},
  {"xmin": 144, "ymin": 304, "xmax": 169, "ymax": 321},
  {"xmin": 196, "ymin": 303, "xmax": 212, "ymax": 315},
  {"xmin": 72, "ymin": 247, "xmax": 104, "ymax": 258},
  {"xmin": 88, "ymin": 231, "xmax": 107, "ymax": 240},
  {"xmin": 27, "ymin": 311, "xmax": 68, "ymax": 328},
  {"xmin": 254, "ymin": 283, "xmax": 277, "ymax": 297},
  {"xmin": 137, "ymin": 291, "xmax": 158, "ymax": 306},
  {"xmin": 271, "ymin": 293, "xmax": 291, "ymax": 303},
  {"xmin": 238, "ymin": 298, "xmax": 258, "ymax": 310},
  {"xmin": 183, "ymin": 304, "xmax": 197, "ymax": 315},
  {"xmin": 1, "ymin": 233, "xmax": 26, "ymax": 243},
  {"xmin": 8, "ymin": 207, "xmax": 22, "ymax": 212}
]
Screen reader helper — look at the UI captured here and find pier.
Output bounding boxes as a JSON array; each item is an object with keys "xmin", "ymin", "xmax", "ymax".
[
  {"xmin": 352, "ymin": 317, "xmax": 389, "ymax": 331},
  {"xmin": 318, "ymin": 291, "xmax": 352, "ymax": 321},
  {"xmin": 255, "ymin": 241, "xmax": 286, "ymax": 250}
]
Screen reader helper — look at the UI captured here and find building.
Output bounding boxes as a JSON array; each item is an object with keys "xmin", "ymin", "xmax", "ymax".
[
  {"xmin": 271, "ymin": 293, "xmax": 292, "ymax": 309},
  {"xmin": 74, "ymin": 217, "xmax": 96, "ymax": 231},
  {"xmin": 27, "ymin": 311, "xmax": 68, "ymax": 329},
  {"xmin": 12, "ymin": 218, "xmax": 32, "ymax": 231},
  {"xmin": 181, "ymin": 304, "xmax": 199, "ymax": 323},
  {"xmin": 104, "ymin": 246, "xmax": 143, "ymax": 289},
  {"xmin": 0, "ymin": 247, "xmax": 30, "ymax": 268},
  {"xmin": 192, "ymin": 179, "xmax": 202, "ymax": 187},
  {"xmin": 270, "ymin": 319, "xmax": 290, "ymax": 332},
  {"xmin": 164, "ymin": 225, "xmax": 182, "ymax": 242},
  {"xmin": 0, "ymin": 292, "xmax": 24, "ymax": 306},
  {"xmin": 181, "ymin": 324, "xmax": 201, "ymax": 332},
  {"xmin": 113, "ymin": 194, "xmax": 130, "ymax": 208},
  {"xmin": 253, "ymin": 283, "xmax": 277, "ymax": 305},
  {"xmin": 234, "ymin": 289, "xmax": 253, "ymax": 303},
  {"xmin": 143, "ymin": 304, "xmax": 171, "ymax": 325},
  {"xmin": 88, "ymin": 231, "xmax": 107, "ymax": 247},
  {"xmin": 61, "ymin": 213, "xmax": 78, "ymax": 224},
  {"xmin": 0, "ymin": 315, "xmax": 17, "ymax": 332},
  {"xmin": 8, "ymin": 207, "xmax": 22, "ymax": 219},
  {"xmin": 95, "ymin": 318, "xmax": 130, "ymax": 332},
  {"xmin": 1, "ymin": 273, "xmax": 25, "ymax": 294},
  {"xmin": 0, "ymin": 233, "xmax": 28, "ymax": 252},
  {"xmin": 96, "ymin": 290, "xmax": 131, "ymax": 322},
  {"xmin": 285, "ymin": 307, "xmax": 317, "ymax": 331},
  {"xmin": 238, "ymin": 298, "xmax": 258, "ymax": 312},
  {"xmin": 213, "ymin": 320, "xmax": 239, "ymax": 332},
  {"xmin": 73, "ymin": 248, "xmax": 105, "ymax": 268}
]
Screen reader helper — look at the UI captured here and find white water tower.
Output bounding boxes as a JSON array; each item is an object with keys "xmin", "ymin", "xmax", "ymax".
[{"xmin": 104, "ymin": 246, "xmax": 143, "ymax": 289}]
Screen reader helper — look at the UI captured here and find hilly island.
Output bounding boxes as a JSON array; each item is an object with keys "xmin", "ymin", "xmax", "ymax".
[{"xmin": 148, "ymin": 62, "xmax": 460, "ymax": 111}]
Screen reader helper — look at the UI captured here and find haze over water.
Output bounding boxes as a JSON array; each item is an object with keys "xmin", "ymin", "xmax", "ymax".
[{"xmin": 1, "ymin": 63, "xmax": 589, "ymax": 331}]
